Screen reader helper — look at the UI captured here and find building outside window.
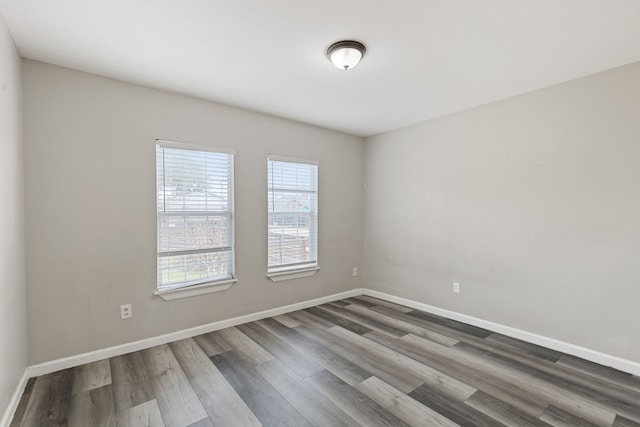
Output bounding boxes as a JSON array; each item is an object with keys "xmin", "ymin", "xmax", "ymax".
[{"xmin": 267, "ymin": 156, "xmax": 318, "ymax": 274}]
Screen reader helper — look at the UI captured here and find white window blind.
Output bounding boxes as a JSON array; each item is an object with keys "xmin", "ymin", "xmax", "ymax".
[
  {"xmin": 156, "ymin": 141, "xmax": 234, "ymax": 291},
  {"xmin": 267, "ymin": 157, "xmax": 318, "ymax": 273}
]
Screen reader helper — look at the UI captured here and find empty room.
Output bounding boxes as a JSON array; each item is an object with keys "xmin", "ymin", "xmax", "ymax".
[{"xmin": 1, "ymin": 1, "xmax": 639, "ymax": 426}]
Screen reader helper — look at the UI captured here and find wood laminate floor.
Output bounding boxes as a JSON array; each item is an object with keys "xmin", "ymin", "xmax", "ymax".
[{"xmin": 11, "ymin": 296, "xmax": 640, "ymax": 427}]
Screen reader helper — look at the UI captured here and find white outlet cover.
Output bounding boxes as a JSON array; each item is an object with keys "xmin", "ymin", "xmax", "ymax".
[{"xmin": 120, "ymin": 304, "xmax": 132, "ymax": 319}]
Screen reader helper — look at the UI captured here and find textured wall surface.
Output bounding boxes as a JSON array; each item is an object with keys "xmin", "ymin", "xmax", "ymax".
[
  {"xmin": 23, "ymin": 60, "xmax": 364, "ymax": 364},
  {"xmin": 364, "ymin": 62, "xmax": 640, "ymax": 363},
  {"xmin": 0, "ymin": 14, "xmax": 27, "ymax": 423}
]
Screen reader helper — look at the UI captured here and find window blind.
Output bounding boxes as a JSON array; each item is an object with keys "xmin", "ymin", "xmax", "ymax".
[
  {"xmin": 267, "ymin": 157, "xmax": 318, "ymax": 272},
  {"xmin": 156, "ymin": 142, "xmax": 234, "ymax": 290}
]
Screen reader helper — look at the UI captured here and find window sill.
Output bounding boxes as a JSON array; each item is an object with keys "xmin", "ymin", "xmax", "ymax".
[
  {"xmin": 266, "ymin": 266, "xmax": 320, "ymax": 282},
  {"xmin": 154, "ymin": 278, "xmax": 237, "ymax": 301}
]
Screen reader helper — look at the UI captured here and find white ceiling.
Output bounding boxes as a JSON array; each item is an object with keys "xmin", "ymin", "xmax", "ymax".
[{"xmin": 1, "ymin": 1, "xmax": 640, "ymax": 137}]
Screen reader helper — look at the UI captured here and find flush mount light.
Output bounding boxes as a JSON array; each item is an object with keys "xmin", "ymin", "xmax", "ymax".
[{"xmin": 326, "ymin": 40, "xmax": 366, "ymax": 71}]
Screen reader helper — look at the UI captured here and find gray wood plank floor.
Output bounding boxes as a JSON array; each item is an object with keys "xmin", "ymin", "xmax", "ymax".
[{"xmin": 11, "ymin": 296, "xmax": 640, "ymax": 427}]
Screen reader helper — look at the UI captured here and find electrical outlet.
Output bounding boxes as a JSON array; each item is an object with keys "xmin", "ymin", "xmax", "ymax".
[
  {"xmin": 120, "ymin": 304, "xmax": 132, "ymax": 320},
  {"xmin": 352, "ymin": 267, "xmax": 358, "ymax": 277},
  {"xmin": 453, "ymin": 282, "xmax": 460, "ymax": 293}
]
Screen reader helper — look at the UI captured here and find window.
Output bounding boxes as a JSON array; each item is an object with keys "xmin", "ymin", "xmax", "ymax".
[
  {"xmin": 156, "ymin": 140, "xmax": 235, "ymax": 294},
  {"xmin": 267, "ymin": 156, "xmax": 318, "ymax": 276}
]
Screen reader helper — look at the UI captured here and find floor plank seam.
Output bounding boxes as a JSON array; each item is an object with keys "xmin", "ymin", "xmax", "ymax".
[{"xmin": 11, "ymin": 296, "xmax": 640, "ymax": 427}]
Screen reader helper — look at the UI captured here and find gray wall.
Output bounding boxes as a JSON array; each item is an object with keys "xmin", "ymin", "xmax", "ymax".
[
  {"xmin": 364, "ymin": 62, "xmax": 640, "ymax": 363},
  {"xmin": 23, "ymin": 60, "xmax": 364, "ymax": 364},
  {"xmin": 0, "ymin": 15, "xmax": 27, "ymax": 421},
  {"xmin": 19, "ymin": 51, "xmax": 640, "ymax": 369}
]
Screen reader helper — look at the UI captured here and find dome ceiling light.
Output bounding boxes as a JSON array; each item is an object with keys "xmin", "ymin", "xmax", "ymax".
[{"xmin": 326, "ymin": 40, "xmax": 366, "ymax": 71}]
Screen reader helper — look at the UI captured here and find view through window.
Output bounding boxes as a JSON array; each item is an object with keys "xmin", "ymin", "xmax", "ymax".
[
  {"xmin": 267, "ymin": 157, "xmax": 318, "ymax": 273},
  {"xmin": 156, "ymin": 141, "xmax": 234, "ymax": 290}
]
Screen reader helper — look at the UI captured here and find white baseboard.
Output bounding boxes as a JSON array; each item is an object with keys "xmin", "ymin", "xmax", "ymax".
[
  {"xmin": 0, "ymin": 370, "xmax": 29, "ymax": 427},
  {"xmin": 18, "ymin": 286, "xmax": 640, "ymax": 401},
  {"xmin": 27, "ymin": 288, "xmax": 364, "ymax": 377},
  {"xmin": 5, "ymin": 286, "xmax": 640, "ymax": 426},
  {"xmin": 364, "ymin": 289, "xmax": 640, "ymax": 377}
]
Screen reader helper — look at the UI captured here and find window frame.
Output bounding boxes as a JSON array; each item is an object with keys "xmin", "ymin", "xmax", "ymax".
[
  {"xmin": 266, "ymin": 155, "xmax": 319, "ymax": 281},
  {"xmin": 154, "ymin": 139, "xmax": 237, "ymax": 299}
]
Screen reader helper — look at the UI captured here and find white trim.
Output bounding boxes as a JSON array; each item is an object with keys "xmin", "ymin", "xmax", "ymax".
[
  {"xmin": 363, "ymin": 289, "xmax": 640, "ymax": 377},
  {"xmin": 26, "ymin": 288, "xmax": 364, "ymax": 377},
  {"xmin": 267, "ymin": 154, "xmax": 318, "ymax": 165},
  {"xmin": 154, "ymin": 279, "xmax": 237, "ymax": 300},
  {"xmin": 156, "ymin": 139, "xmax": 236, "ymax": 154},
  {"xmin": 155, "ymin": 142, "xmax": 236, "ymax": 293},
  {"xmin": 18, "ymin": 286, "xmax": 640, "ymax": 397},
  {"xmin": 0, "ymin": 370, "xmax": 29, "ymax": 427},
  {"xmin": 267, "ymin": 266, "xmax": 320, "ymax": 282}
]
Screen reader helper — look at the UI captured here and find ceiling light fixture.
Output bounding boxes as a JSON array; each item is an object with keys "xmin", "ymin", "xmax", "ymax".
[{"xmin": 326, "ymin": 40, "xmax": 366, "ymax": 71}]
